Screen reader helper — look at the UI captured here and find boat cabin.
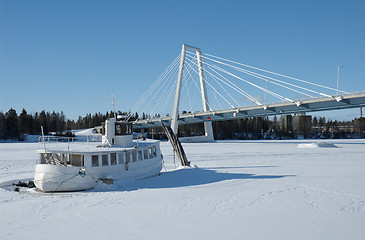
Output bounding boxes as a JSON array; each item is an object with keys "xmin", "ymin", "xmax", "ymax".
[{"xmin": 102, "ymin": 118, "xmax": 133, "ymax": 147}]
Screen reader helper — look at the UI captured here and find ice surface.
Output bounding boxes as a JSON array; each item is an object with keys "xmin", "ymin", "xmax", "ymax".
[{"xmin": 1, "ymin": 139, "xmax": 365, "ymax": 240}]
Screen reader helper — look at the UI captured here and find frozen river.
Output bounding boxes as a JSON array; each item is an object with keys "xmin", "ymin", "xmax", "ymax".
[{"xmin": 1, "ymin": 139, "xmax": 365, "ymax": 240}]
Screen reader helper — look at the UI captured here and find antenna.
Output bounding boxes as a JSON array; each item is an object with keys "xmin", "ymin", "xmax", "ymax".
[{"xmin": 112, "ymin": 91, "xmax": 116, "ymax": 119}]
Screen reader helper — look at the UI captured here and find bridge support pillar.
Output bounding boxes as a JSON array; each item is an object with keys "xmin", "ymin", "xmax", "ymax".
[{"xmin": 171, "ymin": 44, "xmax": 214, "ymax": 142}]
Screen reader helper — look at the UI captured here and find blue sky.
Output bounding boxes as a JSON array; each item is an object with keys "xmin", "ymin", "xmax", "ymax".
[{"xmin": 1, "ymin": 0, "xmax": 364, "ymax": 120}]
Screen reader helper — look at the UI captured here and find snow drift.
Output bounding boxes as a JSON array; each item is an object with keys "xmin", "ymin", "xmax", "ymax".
[{"xmin": 298, "ymin": 142, "xmax": 338, "ymax": 148}]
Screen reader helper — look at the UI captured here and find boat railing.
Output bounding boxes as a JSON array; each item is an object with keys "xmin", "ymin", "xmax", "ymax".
[{"xmin": 38, "ymin": 135, "xmax": 102, "ymax": 152}]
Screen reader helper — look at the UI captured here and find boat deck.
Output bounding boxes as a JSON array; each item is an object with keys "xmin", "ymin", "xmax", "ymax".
[{"xmin": 37, "ymin": 139, "xmax": 159, "ymax": 154}]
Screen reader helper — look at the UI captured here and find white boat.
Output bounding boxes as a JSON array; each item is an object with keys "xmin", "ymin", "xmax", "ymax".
[{"xmin": 33, "ymin": 118, "xmax": 163, "ymax": 192}]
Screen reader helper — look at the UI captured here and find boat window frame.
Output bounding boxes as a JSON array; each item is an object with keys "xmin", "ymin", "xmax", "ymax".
[
  {"xmin": 110, "ymin": 152, "xmax": 117, "ymax": 165},
  {"xmin": 152, "ymin": 146, "xmax": 157, "ymax": 158},
  {"xmin": 143, "ymin": 149, "xmax": 149, "ymax": 160},
  {"xmin": 118, "ymin": 152, "xmax": 124, "ymax": 164},
  {"xmin": 70, "ymin": 154, "xmax": 84, "ymax": 167},
  {"xmin": 92, "ymin": 155, "xmax": 99, "ymax": 167},
  {"xmin": 138, "ymin": 150, "xmax": 143, "ymax": 161},
  {"xmin": 102, "ymin": 154, "xmax": 108, "ymax": 166},
  {"xmin": 125, "ymin": 151, "xmax": 131, "ymax": 163},
  {"xmin": 148, "ymin": 148, "xmax": 153, "ymax": 159}
]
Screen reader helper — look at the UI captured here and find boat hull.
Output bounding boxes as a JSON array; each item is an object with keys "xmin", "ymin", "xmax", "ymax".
[
  {"xmin": 34, "ymin": 156, "xmax": 162, "ymax": 192},
  {"xmin": 34, "ymin": 164, "xmax": 97, "ymax": 192},
  {"xmin": 34, "ymin": 137, "xmax": 163, "ymax": 192}
]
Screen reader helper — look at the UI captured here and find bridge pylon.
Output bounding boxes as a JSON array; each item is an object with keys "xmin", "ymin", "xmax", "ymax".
[{"xmin": 171, "ymin": 44, "xmax": 214, "ymax": 142}]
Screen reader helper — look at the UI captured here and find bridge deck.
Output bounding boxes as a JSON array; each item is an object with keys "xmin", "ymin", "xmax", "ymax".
[{"xmin": 133, "ymin": 91, "xmax": 365, "ymax": 129}]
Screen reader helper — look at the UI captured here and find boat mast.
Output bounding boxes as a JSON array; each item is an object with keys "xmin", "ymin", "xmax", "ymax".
[{"xmin": 112, "ymin": 91, "xmax": 116, "ymax": 119}]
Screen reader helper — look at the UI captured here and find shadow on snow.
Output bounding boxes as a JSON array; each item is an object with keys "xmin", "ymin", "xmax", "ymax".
[{"xmin": 94, "ymin": 167, "xmax": 294, "ymax": 192}]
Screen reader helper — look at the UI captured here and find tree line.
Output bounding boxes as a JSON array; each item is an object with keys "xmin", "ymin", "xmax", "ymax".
[
  {"xmin": 148, "ymin": 115, "xmax": 365, "ymax": 140},
  {"xmin": 1, "ymin": 108, "xmax": 364, "ymax": 140},
  {"xmin": 0, "ymin": 108, "xmax": 138, "ymax": 140}
]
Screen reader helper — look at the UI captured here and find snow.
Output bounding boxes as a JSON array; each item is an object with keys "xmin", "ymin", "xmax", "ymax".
[
  {"xmin": 74, "ymin": 128, "xmax": 98, "ymax": 136},
  {"xmin": 1, "ymin": 139, "xmax": 365, "ymax": 240},
  {"xmin": 298, "ymin": 142, "xmax": 338, "ymax": 148}
]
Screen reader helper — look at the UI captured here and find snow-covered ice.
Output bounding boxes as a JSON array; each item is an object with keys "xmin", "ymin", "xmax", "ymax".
[
  {"xmin": 298, "ymin": 142, "xmax": 338, "ymax": 148},
  {"xmin": 1, "ymin": 139, "xmax": 365, "ymax": 240}
]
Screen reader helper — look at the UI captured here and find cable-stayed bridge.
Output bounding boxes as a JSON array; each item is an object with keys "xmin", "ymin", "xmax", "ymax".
[{"xmin": 130, "ymin": 44, "xmax": 365, "ymax": 141}]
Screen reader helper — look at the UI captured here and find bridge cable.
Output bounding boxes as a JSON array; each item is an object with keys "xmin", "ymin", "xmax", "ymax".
[
  {"xmin": 183, "ymin": 58, "xmax": 215, "ymax": 111},
  {"xmin": 147, "ymin": 61, "xmax": 181, "ymax": 118},
  {"xmin": 205, "ymin": 61, "xmax": 294, "ymax": 103},
  {"xmin": 204, "ymin": 53, "xmax": 348, "ymax": 94},
  {"xmin": 182, "ymin": 58, "xmax": 198, "ymax": 113},
  {"xmin": 185, "ymin": 52, "xmax": 262, "ymax": 107},
  {"xmin": 129, "ymin": 54, "xmax": 181, "ymax": 119},
  {"xmin": 134, "ymin": 54, "xmax": 180, "ymax": 114},
  {"xmin": 184, "ymin": 56, "xmax": 235, "ymax": 111},
  {"xmin": 202, "ymin": 55, "xmax": 329, "ymax": 98},
  {"xmin": 212, "ymin": 60, "xmax": 316, "ymax": 98},
  {"xmin": 185, "ymin": 54, "xmax": 239, "ymax": 108},
  {"xmin": 183, "ymin": 56, "xmax": 211, "ymax": 110},
  {"xmin": 132, "ymin": 54, "xmax": 181, "ymax": 119},
  {"xmin": 202, "ymin": 63, "xmax": 263, "ymax": 106}
]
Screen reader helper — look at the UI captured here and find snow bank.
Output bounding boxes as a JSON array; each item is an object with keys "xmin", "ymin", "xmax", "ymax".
[
  {"xmin": 298, "ymin": 142, "xmax": 338, "ymax": 148},
  {"xmin": 24, "ymin": 134, "xmax": 40, "ymax": 142},
  {"xmin": 74, "ymin": 128, "xmax": 97, "ymax": 136}
]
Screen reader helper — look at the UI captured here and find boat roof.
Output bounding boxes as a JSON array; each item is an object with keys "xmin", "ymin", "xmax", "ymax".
[{"xmin": 37, "ymin": 139, "xmax": 159, "ymax": 154}]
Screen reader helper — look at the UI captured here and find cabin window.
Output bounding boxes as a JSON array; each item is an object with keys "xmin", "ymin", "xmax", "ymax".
[
  {"xmin": 115, "ymin": 124, "xmax": 122, "ymax": 135},
  {"xmin": 138, "ymin": 150, "xmax": 143, "ymax": 161},
  {"xmin": 92, "ymin": 155, "xmax": 99, "ymax": 167},
  {"xmin": 143, "ymin": 149, "xmax": 149, "ymax": 160},
  {"xmin": 148, "ymin": 146, "xmax": 157, "ymax": 159},
  {"xmin": 118, "ymin": 152, "xmax": 124, "ymax": 164},
  {"xmin": 149, "ymin": 148, "xmax": 153, "ymax": 159},
  {"xmin": 126, "ymin": 151, "xmax": 131, "ymax": 163},
  {"xmin": 132, "ymin": 150, "xmax": 137, "ymax": 162},
  {"xmin": 122, "ymin": 124, "xmax": 132, "ymax": 135},
  {"xmin": 70, "ymin": 154, "xmax": 84, "ymax": 167},
  {"xmin": 102, "ymin": 154, "xmax": 108, "ymax": 166},
  {"xmin": 152, "ymin": 146, "xmax": 157, "ymax": 158},
  {"xmin": 111, "ymin": 152, "xmax": 117, "ymax": 165}
]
